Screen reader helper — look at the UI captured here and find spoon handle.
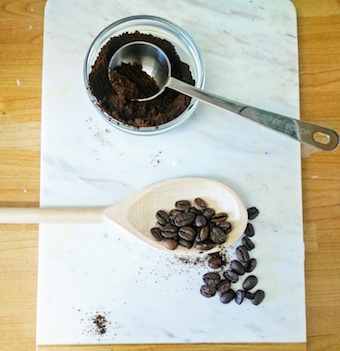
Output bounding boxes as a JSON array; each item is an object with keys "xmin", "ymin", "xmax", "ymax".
[
  {"xmin": 168, "ymin": 77, "xmax": 339, "ymax": 152},
  {"xmin": 0, "ymin": 207, "xmax": 104, "ymax": 224}
]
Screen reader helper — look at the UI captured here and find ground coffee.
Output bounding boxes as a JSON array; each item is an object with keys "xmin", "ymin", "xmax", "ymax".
[{"xmin": 88, "ymin": 31, "xmax": 195, "ymax": 128}]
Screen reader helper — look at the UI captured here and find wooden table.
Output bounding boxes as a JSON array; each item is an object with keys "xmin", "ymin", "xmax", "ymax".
[{"xmin": 0, "ymin": 1, "xmax": 339, "ymax": 350}]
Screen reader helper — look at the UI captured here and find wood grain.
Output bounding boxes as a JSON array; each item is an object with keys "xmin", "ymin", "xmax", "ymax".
[{"xmin": 0, "ymin": 0, "xmax": 339, "ymax": 350}]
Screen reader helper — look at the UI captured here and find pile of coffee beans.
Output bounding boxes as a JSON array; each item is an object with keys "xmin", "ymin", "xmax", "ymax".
[
  {"xmin": 200, "ymin": 206, "xmax": 265, "ymax": 305},
  {"xmin": 150, "ymin": 198, "xmax": 232, "ymax": 251}
]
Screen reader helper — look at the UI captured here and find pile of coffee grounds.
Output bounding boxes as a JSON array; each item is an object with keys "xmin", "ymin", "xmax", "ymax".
[{"xmin": 88, "ymin": 31, "xmax": 195, "ymax": 128}]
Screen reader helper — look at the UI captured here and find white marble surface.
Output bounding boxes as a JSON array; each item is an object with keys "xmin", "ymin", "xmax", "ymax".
[{"xmin": 37, "ymin": 0, "xmax": 306, "ymax": 345}]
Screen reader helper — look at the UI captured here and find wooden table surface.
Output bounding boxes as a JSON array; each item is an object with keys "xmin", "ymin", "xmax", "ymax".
[{"xmin": 0, "ymin": 0, "xmax": 339, "ymax": 350}]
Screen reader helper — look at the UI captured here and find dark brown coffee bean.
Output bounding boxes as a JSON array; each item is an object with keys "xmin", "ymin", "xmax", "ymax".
[
  {"xmin": 247, "ymin": 207, "xmax": 259, "ymax": 220},
  {"xmin": 175, "ymin": 200, "xmax": 191, "ymax": 211},
  {"xmin": 245, "ymin": 258, "xmax": 257, "ymax": 273},
  {"xmin": 223, "ymin": 269, "xmax": 239, "ymax": 283},
  {"xmin": 156, "ymin": 210, "xmax": 170, "ymax": 225},
  {"xmin": 211, "ymin": 212, "xmax": 228, "ymax": 223},
  {"xmin": 251, "ymin": 290, "xmax": 265, "ymax": 305},
  {"xmin": 155, "ymin": 222, "xmax": 165, "ymax": 230},
  {"xmin": 200, "ymin": 284, "xmax": 216, "ymax": 298},
  {"xmin": 235, "ymin": 290, "xmax": 245, "ymax": 305},
  {"xmin": 220, "ymin": 289, "xmax": 235, "ymax": 304},
  {"xmin": 218, "ymin": 221, "xmax": 232, "ymax": 234},
  {"xmin": 245, "ymin": 291, "xmax": 254, "ymax": 299},
  {"xmin": 242, "ymin": 236, "xmax": 255, "ymax": 250},
  {"xmin": 203, "ymin": 272, "xmax": 221, "ymax": 286},
  {"xmin": 195, "ymin": 214, "xmax": 207, "ymax": 227},
  {"xmin": 178, "ymin": 238, "xmax": 193, "ymax": 248},
  {"xmin": 178, "ymin": 226, "xmax": 196, "ymax": 241},
  {"xmin": 163, "ymin": 238, "xmax": 178, "ymax": 250},
  {"xmin": 216, "ymin": 279, "xmax": 231, "ymax": 294},
  {"xmin": 194, "ymin": 240, "xmax": 216, "ymax": 251},
  {"xmin": 162, "ymin": 223, "xmax": 178, "ymax": 238},
  {"xmin": 242, "ymin": 275, "xmax": 258, "ymax": 291},
  {"xmin": 244, "ymin": 223, "xmax": 255, "ymax": 237},
  {"xmin": 202, "ymin": 208, "xmax": 215, "ymax": 220},
  {"xmin": 196, "ymin": 225, "xmax": 209, "ymax": 242},
  {"xmin": 208, "ymin": 255, "xmax": 223, "ymax": 269},
  {"xmin": 211, "ymin": 227, "xmax": 227, "ymax": 244},
  {"xmin": 236, "ymin": 245, "xmax": 250, "ymax": 263},
  {"xmin": 169, "ymin": 209, "xmax": 182, "ymax": 221},
  {"xmin": 174, "ymin": 212, "xmax": 195, "ymax": 227},
  {"xmin": 230, "ymin": 260, "xmax": 245, "ymax": 275},
  {"xmin": 150, "ymin": 227, "xmax": 163, "ymax": 241},
  {"xmin": 188, "ymin": 207, "xmax": 201, "ymax": 215},
  {"xmin": 194, "ymin": 197, "xmax": 207, "ymax": 211}
]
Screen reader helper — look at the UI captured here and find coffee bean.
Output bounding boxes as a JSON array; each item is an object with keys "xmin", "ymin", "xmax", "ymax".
[
  {"xmin": 162, "ymin": 223, "xmax": 178, "ymax": 238},
  {"xmin": 178, "ymin": 226, "xmax": 196, "ymax": 241},
  {"xmin": 236, "ymin": 245, "xmax": 250, "ymax": 263},
  {"xmin": 194, "ymin": 198, "xmax": 207, "ymax": 211},
  {"xmin": 208, "ymin": 255, "xmax": 223, "ymax": 269},
  {"xmin": 188, "ymin": 207, "xmax": 201, "ymax": 215},
  {"xmin": 175, "ymin": 200, "xmax": 191, "ymax": 211},
  {"xmin": 211, "ymin": 212, "xmax": 228, "ymax": 223},
  {"xmin": 220, "ymin": 289, "xmax": 235, "ymax": 304},
  {"xmin": 195, "ymin": 214, "xmax": 207, "ymax": 227},
  {"xmin": 251, "ymin": 290, "xmax": 265, "ymax": 305},
  {"xmin": 244, "ymin": 223, "xmax": 255, "ymax": 237},
  {"xmin": 163, "ymin": 238, "xmax": 178, "ymax": 250},
  {"xmin": 242, "ymin": 275, "xmax": 258, "ymax": 291},
  {"xmin": 150, "ymin": 227, "xmax": 163, "ymax": 241},
  {"xmin": 218, "ymin": 221, "xmax": 232, "ymax": 234},
  {"xmin": 202, "ymin": 208, "xmax": 215, "ymax": 220},
  {"xmin": 245, "ymin": 258, "xmax": 257, "ymax": 273},
  {"xmin": 156, "ymin": 210, "xmax": 170, "ymax": 225},
  {"xmin": 203, "ymin": 272, "xmax": 221, "ymax": 286},
  {"xmin": 242, "ymin": 236, "xmax": 255, "ymax": 250},
  {"xmin": 216, "ymin": 279, "xmax": 231, "ymax": 294},
  {"xmin": 211, "ymin": 227, "xmax": 227, "ymax": 244},
  {"xmin": 194, "ymin": 240, "xmax": 216, "ymax": 251},
  {"xmin": 223, "ymin": 269, "xmax": 239, "ymax": 283},
  {"xmin": 178, "ymin": 238, "xmax": 193, "ymax": 248},
  {"xmin": 174, "ymin": 212, "xmax": 195, "ymax": 227},
  {"xmin": 245, "ymin": 291, "xmax": 254, "ymax": 300},
  {"xmin": 247, "ymin": 207, "xmax": 259, "ymax": 220},
  {"xmin": 235, "ymin": 290, "xmax": 245, "ymax": 305},
  {"xmin": 200, "ymin": 284, "xmax": 216, "ymax": 298},
  {"xmin": 230, "ymin": 260, "xmax": 245, "ymax": 275},
  {"xmin": 196, "ymin": 225, "xmax": 209, "ymax": 242},
  {"xmin": 169, "ymin": 209, "xmax": 182, "ymax": 221}
]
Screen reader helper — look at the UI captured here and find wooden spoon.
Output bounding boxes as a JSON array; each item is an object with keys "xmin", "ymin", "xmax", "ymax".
[{"xmin": 0, "ymin": 178, "xmax": 248, "ymax": 254}]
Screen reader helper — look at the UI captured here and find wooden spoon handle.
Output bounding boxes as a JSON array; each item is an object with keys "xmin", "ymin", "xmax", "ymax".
[{"xmin": 0, "ymin": 207, "xmax": 104, "ymax": 224}]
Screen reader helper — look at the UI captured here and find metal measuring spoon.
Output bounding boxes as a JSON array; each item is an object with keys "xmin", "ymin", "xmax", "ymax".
[{"xmin": 108, "ymin": 41, "xmax": 339, "ymax": 152}]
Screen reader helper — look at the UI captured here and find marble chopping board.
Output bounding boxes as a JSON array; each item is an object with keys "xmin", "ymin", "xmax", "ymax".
[{"xmin": 37, "ymin": 0, "xmax": 306, "ymax": 346}]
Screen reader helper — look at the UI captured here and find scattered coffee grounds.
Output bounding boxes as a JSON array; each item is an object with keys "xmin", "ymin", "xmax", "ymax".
[
  {"xmin": 92, "ymin": 314, "xmax": 108, "ymax": 335},
  {"xmin": 200, "ymin": 206, "xmax": 265, "ymax": 306},
  {"xmin": 150, "ymin": 198, "xmax": 233, "ymax": 251},
  {"xmin": 88, "ymin": 31, "xmax": 195, "ymax": 128}
]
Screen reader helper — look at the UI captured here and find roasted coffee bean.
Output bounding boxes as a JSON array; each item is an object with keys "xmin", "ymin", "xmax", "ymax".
[
  {"xmin": 235, "ymin": 290, "xmax": 245, "ymax": 305},
  {"xmin": 242, "ymin": 275, "xmax": 258, "ymax": 291},
  {"xmin": 169, "ymin": 209, "xmax": 182, "ymax": 221},
  {"xmin": 211, "ymin": 227, "xmax": 227, "ymax": 244},
  {"xmin": 216, "ymin": 279, "xmax": 231, "ymax": 294},
  {"xmin": 236, "ymin": 245, "xmax": 250, "ymax": 263},
  {"xmin": 245, "ymin": 291, "xmax": 254, "ymax": 300},
  {"xmin": 178, "ymin": 238, "xmax": 193, "ymax": 248},
  {"xmin": 247, "ymin": 207, "xmax": 259, "ymax": 220},
  {"xmin": 155, "ymin": 210, "xmax": 170, "ymax": 225},
  {"xmin": 211, "ymin": 212, "xmax": 228, "ymax": 223},
  {"xmin": 242, "ymin": 236, "xmax": 255, "ymax": 250},
  {"xmin": 220, "ymin": 289, "xmax": 235, "ymax": 304},
  {"xmin": 175, "ymin": 200, "xmax": 191, "ymax": 211},
  {"xmin": 174, "ymin": 211, "xmax": 195, "ymax": 227},
  {"xmin": 245, "ymin": 258, "xmax": 257, "ymax": 273},
  {"xmin": 251, "ymin": 290, "xmax": 265, "ymax": 305},
  {"xmin": 194, "ymin": 240, "xmax": 216, "ymax": 251},
  {"xmin": 202, "ymin": 208, "xmax": 215, "ymax": 220},
  {"xmin": 244, "ymin": 223, "xmax": 255, "ymax": 237},
  {"xmin": 178, "ymin": 226, "xmax": 196, "ymax": 241},
  {"xmin": 196, "ymin": 225, "xmax": 209, "ymax": 242},
  {"xmin": 194, "ymin": 197, "xmax": 207, "ymax": 211},
  {"xmin": 188, "ymin": 207, "xmax": 202, "ymax": 215},
  {"xmin": 163, "ymin": 238, "xmax": 178, "ymax": 250},
  {"xmin": 195, "ymin": 214, "xmax": 207, "ymax": 227},
  {"xmin": 208, "ymin": 255, "xmax": 223, "ymax": 269},
  {"xmin": 162, "ymin": 223, "xmax": 178, "ymax": 238},
  {"xmin": 218, "ymin": 221, "xmax": 232, "ymax": 234},
  {"xmin": 200, "ymin": 284, "xmax": 216, "ymax": 298},
  {"xmin": 223, "ymin": 269, "xmax": 239, "ymax": 283},
  {"xmin": 150, "ymin": 227, "xmax": 163, "ymax": 241},
  {"xmin": 155, "ymin": 222, "xmax": 165, "ymax": 230},
  {"xmin": 230, "ymin": 260, "xmax": 246, "ymax": 275},
  {"xmin": 203, "ymin": 272, "xmax": 221, "ymax": 286}
]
